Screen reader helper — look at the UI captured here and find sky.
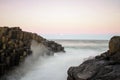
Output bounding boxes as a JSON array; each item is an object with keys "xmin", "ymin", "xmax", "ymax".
[{"xmin": 0, "ymin": 0, "xmax": 120, "ymax": 39}]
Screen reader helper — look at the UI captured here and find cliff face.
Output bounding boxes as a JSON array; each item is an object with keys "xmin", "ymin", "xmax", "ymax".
[
  {"xmin": 0, "ymin": 27, "xmax": 64, "ymax": 76},
  {"xmin": 67, "ymin": 36, "xmax": 120, "ymax": 80}
]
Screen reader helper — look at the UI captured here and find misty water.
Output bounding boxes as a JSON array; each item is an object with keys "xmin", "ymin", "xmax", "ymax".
[{"xmin": 2, "ymin": 40, "xmax": 108, "ymax": 80}]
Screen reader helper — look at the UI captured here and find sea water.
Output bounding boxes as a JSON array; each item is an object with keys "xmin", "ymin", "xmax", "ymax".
[{"xmin": 2, "ymin": 40, "xmax": 108, "ymax": 80}]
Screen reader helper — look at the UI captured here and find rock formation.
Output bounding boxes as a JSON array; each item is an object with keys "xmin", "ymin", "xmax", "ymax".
[
  {"xmin": 0, "ymin": 26, "xmax": 65, "ymax": 77},
  {"xmin": 67, "ymin": 36, "xmax": 120, "ymax": 80}
]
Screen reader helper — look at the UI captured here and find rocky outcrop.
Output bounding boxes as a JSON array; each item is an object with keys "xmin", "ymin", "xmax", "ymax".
[
  {"xmin": 0, "ymin": 26, "xmax": 64, "ymax": 77},
  {"xmin": 42, "ymin": 40, "xmax": 65, "ymax": 52},
  {"xmin": 67, "ymin": 36, "xmax": 120, "ymax": 80}
]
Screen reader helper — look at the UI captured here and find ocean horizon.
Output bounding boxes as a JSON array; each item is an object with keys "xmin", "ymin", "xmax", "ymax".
[{"xmin": 40, "ymin": 34, "xmax": 120, "ymax": 40}]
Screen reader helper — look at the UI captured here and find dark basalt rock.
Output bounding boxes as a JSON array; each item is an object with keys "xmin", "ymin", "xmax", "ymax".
[
  {"xmin": 0, "ymin": 26, "xmax": 65, "ymax": 77},
  {"xmin": 67, "ymin": 36, "xmax": 120, "ymax": 80},
  {"xmin": 42, "ymin": 40, "xmax": 65, "ymax": 53}
]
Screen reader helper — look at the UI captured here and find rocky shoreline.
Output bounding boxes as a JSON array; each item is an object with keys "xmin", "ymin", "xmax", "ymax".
[
  {"xmin": 67, "ymin": 36, "xmax": 120, "ymax": 80},
  {"xmin": 0, "ymin": 27, "xmax": 65, "ymax": 77}
]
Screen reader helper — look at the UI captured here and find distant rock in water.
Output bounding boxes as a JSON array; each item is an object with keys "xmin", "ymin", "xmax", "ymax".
[
  {"xmin": 67, "ymin": 36, "xmax": 120, "ymax": 80},
  {"xmin": 0, "ymin": 26, "xmax": 65, "ymax": 77}
]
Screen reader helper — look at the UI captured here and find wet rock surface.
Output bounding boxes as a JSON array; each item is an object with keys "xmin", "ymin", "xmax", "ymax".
[
  {"xmin": 67, "ymin": 36, "xmax": 120, "ymax": 80},
  {"xmin": 0, "ymin": 26, "xmax": 64, "ymax": 77}
]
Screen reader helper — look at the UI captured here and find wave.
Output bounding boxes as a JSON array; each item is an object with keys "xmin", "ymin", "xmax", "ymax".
[
  {"xmin": 1, "ymin": 40, "xmax": 108, "ymax": 80},
  {"xmin": 1, "ymin": 40, "xmax": 50, "ymax": 80}
]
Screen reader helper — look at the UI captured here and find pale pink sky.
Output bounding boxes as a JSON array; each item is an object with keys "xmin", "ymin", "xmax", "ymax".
[{"xmin": 0, "ymin": 0, "xmax": 120, "ymax": 34}]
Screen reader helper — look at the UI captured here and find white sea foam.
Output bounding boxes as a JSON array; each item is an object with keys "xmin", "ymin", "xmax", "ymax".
[
  {"xmin": 1, "ymin": 40, "xmax": 49, "ymax": 80},
  {"xmin": 2, "ymin": 40, "xmax": 107, "ymax": 80}
]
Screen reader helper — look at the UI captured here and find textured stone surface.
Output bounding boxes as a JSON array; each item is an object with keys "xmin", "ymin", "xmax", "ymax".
[
  {"xmin": 67, "ymin": 36, "xmax": 120, "ymax": 80},
  {"xmin": 0, "ymin": 26, "xmax": 65, "ymax": 77},
  {"xmin": 109, "ymin": 36, "xmax": 120, "ymax": 54}
]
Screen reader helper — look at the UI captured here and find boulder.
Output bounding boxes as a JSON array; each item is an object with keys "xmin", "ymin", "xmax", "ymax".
[
  {"xmin": 109, "ymin": 36, "xmax": 120, "ymax": 54},
  {"xmin": 67, "ymin": 36, "xmax": 120, "ymax": 80}
]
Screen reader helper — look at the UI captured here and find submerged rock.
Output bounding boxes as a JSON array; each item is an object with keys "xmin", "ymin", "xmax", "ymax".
[
  {"xmin": 0, "ymin": 26, "xmax": 65, "ymax": 77},
  {"xmin": 67, "ymin": 36, "xmax": 120, "ymax": 80}
]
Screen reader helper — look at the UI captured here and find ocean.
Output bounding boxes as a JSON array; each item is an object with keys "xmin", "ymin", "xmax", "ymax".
[{"xmin": 1, "ymin": 40, "xmax": 108, "ymax": 80}]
